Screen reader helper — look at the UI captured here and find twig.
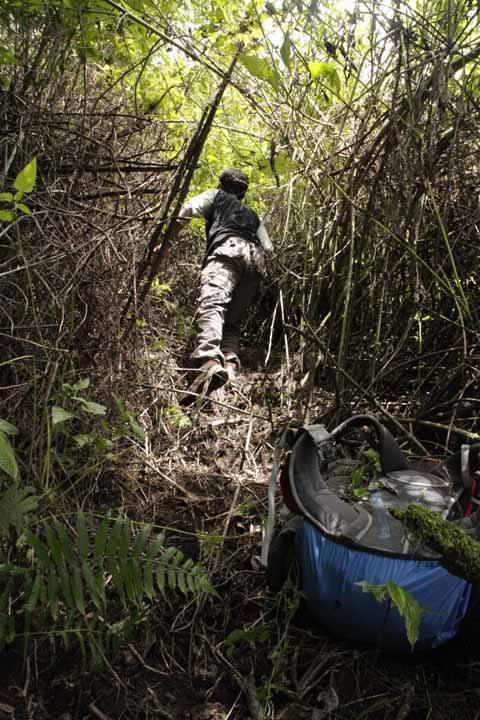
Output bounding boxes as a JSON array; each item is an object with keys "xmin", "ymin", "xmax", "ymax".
[
  {"xmin": 394, "ymin": 684, "xmax": 415, "ymax": 720},
  {"xmin": 400, "ymin": 418, "xmax": 480, "ymax": 441},
  {"xmin": 127, "ymin": 643, "xmax": 169, "ymax": 676},
  {"xmin": 88, "ymin": 703, "xmax": 113, "ymax": 720},
  {"xmin": 145, "ymin": 461, "xmax": 204, "ymax": 502},
  {"xmin": 294, "ymin": 320, "xmax": 430, "ymax": 456},
  {"xmin": 135, "ymin": 382, "xmax": 270, "ymax": 421}
]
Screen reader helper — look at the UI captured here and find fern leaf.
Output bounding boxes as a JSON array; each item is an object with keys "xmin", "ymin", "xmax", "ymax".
[
  {"xmin": 47, "ymin": 568, "xmax": 59, "ymax": 621},
  {"xmin": 87, "ymin": 629, "xmax": 105, "ymax": 671},
  {"xmin": 44, "ymin": 522, "xmax": 63, "ymax": 565},
  {"xmin": 119, "ymin": 519, "xmax": 130, "ymax": 558},
  {"xmin": 95, "ymin": 568, "xmax": 107, "ymax": 606},
  {"xmin": 177, "ymin": 568, "xmax": 187, "ymax": 595},
  {"xmin": 76, "ymin": 512, "xmax": 89, "ymax": 560},
  {"xmin": 54, "ymin": 520, "xmax": 73, "ymax": 562},
  {"xmin": 121, "ymin": 558, "xmax": 136, "ymax": 605},
  {"xmin": 94, "ymin": 518, "xmax": 109, "ymax": 561},
  {"xmin": 156, "ymin": 563, "xmax": 166, "ymax": 594},
  {"xmin": 144, "ymin": 560, "xmax": 154, "ymax": 601},
  {"xmin": 107, "ymin": 516, "xmax": 123, "ymax": 559},
  {"xmin": 75, "ymin": 629, "xmax": 87, "ymax": 665},
  {"xmin": 108, "ymin": 558, "xmax": 127, "ymax": 608},
  {"xmin": 82, "ymin": 560, "xmax": 104, "ymax": 612},
  {"xmin": 132, "ymin": 524, "xmax": 152, "ymax": 557},
  {"xmin": 0, "ymin": 486, "xmax": 37, "ymax": 533},
  {"xmin": 167, "ymin": 567, "xmax": 176, "ymax": 591},
  {"xmin": 130, "ymin": 557, "xmax": 144, "ymax": 604},
  {"xmin": 186, "ymin": 571, "xmax": 197, "ymax": 594},
  {"xmin": 147, "ymin": 533, "xmax": 165, "ymax": 559},
  {"xmin": 24, "ymin": 573, "xmax": 42, "ymax": 613},
  {"xmin": 58, "ymin": 562, "xmax": 74, "ymax": 608},
  {"xmin": 25, "ymin": 529, "xmax": 51, "ymax": 566},
  {"xmin": 71, "ymin": 566, "xmax": 86, "ymax": 615}
]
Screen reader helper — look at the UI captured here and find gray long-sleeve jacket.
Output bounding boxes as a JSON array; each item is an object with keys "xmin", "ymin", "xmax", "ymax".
[{"xmin": 178, "ymin": 189, "xmax": 273, "ymax": 255}]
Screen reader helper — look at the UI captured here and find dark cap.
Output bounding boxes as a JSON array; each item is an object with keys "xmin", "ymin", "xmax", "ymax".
[{"xmin": 219, "ymin": 168, "xmax": 249, "ymax": 190}]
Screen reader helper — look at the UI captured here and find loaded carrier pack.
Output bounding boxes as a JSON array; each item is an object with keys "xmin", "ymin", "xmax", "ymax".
[{"xmin": 263, "ymin": 415, "xmax": 479, "ymax": 652}]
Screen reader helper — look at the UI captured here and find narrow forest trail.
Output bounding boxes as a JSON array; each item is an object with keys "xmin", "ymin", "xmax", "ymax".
[{"xmin": 64, "ymin": 333, "xmax": 477, "ymax": 720}]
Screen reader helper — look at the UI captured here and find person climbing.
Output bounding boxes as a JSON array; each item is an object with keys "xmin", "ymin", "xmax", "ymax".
[{"xmin": 176, "ymin": 168, "xmax": 272, "ymax": 399}]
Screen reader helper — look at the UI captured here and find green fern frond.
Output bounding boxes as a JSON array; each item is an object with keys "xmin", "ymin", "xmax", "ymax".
[{"xmin": 3, "ymin": 514, "xmax": 213, "ymax": 664}]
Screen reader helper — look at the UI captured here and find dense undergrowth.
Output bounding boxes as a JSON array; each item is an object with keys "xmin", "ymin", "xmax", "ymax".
[{"xmin": 1, "ymin": 0, "xmax": 480, "ymax": 717}]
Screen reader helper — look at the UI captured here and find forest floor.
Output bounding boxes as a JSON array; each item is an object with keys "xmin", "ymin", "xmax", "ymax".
[{"xmin": 2, "ymin": 320, "xmax": 480, "ymax": 720}]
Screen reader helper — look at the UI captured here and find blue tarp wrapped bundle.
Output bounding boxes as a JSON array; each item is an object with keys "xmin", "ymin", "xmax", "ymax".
[{"xmin": 264, "ymin": 416, "xmax": 474, "ymax": 652}]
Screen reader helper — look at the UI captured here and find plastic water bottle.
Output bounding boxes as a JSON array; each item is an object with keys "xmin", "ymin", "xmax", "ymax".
[{"xmin": 370, "ymin": 491, "xmax": 391, "ymax": 540}]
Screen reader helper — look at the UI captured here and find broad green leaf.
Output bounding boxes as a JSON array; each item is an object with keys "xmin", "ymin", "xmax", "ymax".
[
  {"xmin": 72, "ymin": 377, "xmax": 90, "ymax": 392},
  {"xmin": 0, "ymin": 193, "xmax": 13, "ymax": 202},
  {"xmin": 15, "ymin": 203, "xmax": 31, "ymax": 216},
  {"xmin": 52, "ymin": 406, "xmax": 75, "ymax": 425},
  {"xmin": 13, "ymin": 190, "xmax": 23, "ymax": 202},
  {"xmin": 76, "ymin": 399, "xmax": 107, "ymax": 415},
  {"xmin": 386, "ymin": 581, "xmax": 425, "ymax": 649},
  {"xmin": 13, "ymin": 158, "xmax": 37, "ymax": 193},
  {"xmin": 308, "ymin": 61, "xmax": 341, "ymax": 94},
  {"xmin": 280, "ymin": 32, "xmax": 291, "ymax": 68},
  {"xmin": 357, "ymin": 580, "xmax": 426, "ymax": 649},
  {"xmin": 128, "ymin": 418, "xmax": 145, "ymax": 442},
  {"xmin": 356, "ymin": 580, "xmax": 387, "ymax": 603},
  {"xmin": 73, "ymin": 434, "xmax": 93, "ymax": 448},
  {"xmin": 14, "ymin": 158, "xmax": 37, "ymax": 193},
  {"xmin": 0, "ymin": 210, "xmax": 13, "ymax": 222},
  {"xmin": 239, "ymin": 54, "xmax": 280, "ymax": 92},
  {"xmin": 0, "ymin": 420, "xmax": 17, "ymax": 436},
  {"xmin": 0, "ymin": 433, "xmax": 18, "ymax": 480}
]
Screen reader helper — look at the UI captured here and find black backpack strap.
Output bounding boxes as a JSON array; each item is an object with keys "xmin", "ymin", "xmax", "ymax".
[{"xmin": 261, "ymin": 427, "xmax": 300, "ymax": 567}]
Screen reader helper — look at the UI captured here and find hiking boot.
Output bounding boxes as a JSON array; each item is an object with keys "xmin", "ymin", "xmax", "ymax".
[
  {"xmin": 224, "ymin": 359, "xmax": 238, "ymax": 384},
  {"xmin": 183, "ymin": 359, "xmax": 228, "ymax": 403}
]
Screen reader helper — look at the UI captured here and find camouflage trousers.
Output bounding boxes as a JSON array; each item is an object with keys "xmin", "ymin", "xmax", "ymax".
[{"xmin": 191, "ymin": 236, "xmax": 265, "ymax": 367}]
